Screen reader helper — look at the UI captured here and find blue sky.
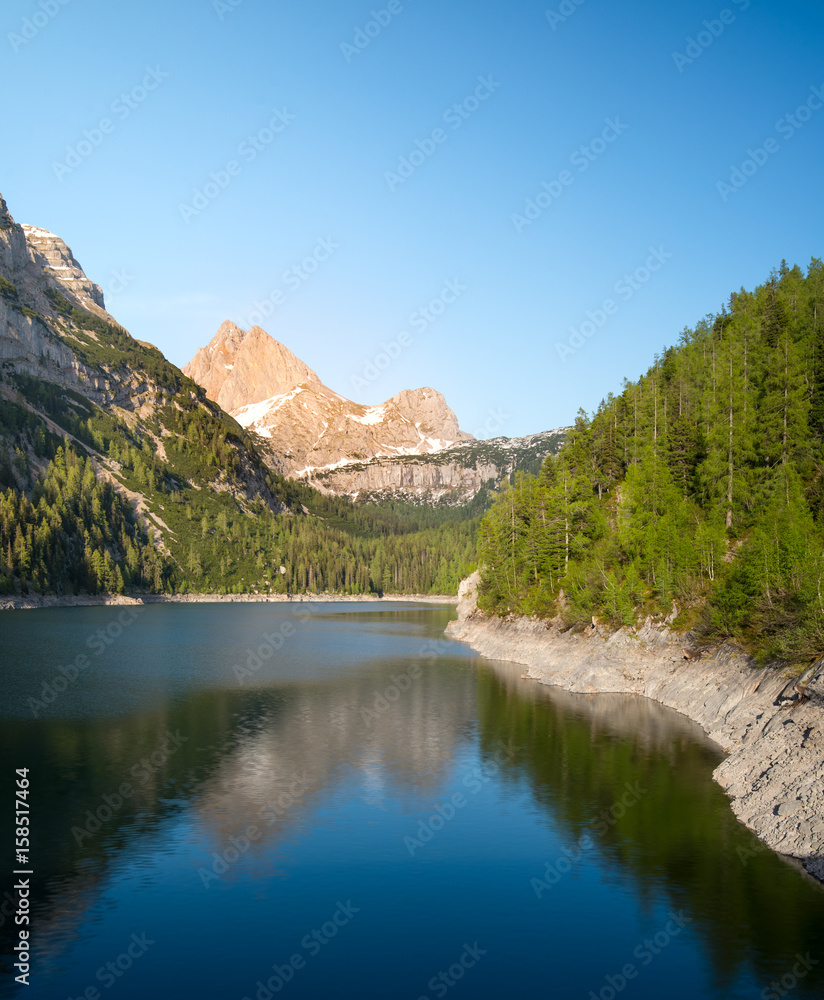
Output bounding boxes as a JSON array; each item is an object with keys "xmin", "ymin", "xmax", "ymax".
[{"xmin": 1, "ymin": 0, "xmax": 822, "ymax": 438}]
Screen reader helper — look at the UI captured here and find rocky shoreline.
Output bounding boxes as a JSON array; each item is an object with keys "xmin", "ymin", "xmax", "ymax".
[
  {"xmin": 446, "ymin": 573, "xmax": 824, "ymax": 884},
  {"xmin": 0, "ymin": 591, "xmax": 458, "ymax": 611}
]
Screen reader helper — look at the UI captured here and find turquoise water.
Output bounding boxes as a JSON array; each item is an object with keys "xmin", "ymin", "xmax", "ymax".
[{"xmin": 0, "ymin": 603, "xmax": 822, "ymax": 999}]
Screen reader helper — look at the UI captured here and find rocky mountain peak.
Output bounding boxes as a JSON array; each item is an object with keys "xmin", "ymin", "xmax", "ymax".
[
  {"xmin": 183, "ymin": 320, "xmax": 322, "ymax": 414},
  {"xmin": 184, "ymin": 322, "xmax": 473, "ymax": 476},
  {"xmin": 388, "ymin": 387, "xmax": 467, "ymax": 443},
  {"xmin": 0, "ymin": 196, "xmax": 117, "ymax": 387}
]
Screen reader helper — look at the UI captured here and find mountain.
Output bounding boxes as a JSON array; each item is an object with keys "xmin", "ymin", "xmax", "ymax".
[
  {"xmin": 0, "ymin": 196, "xmax": 279, "ymax": 506},
  {"xmin": 183, "ymin": 321, "xmax": 321, "ymax": 413},
  {"xmin": 19, "ymin": 224, "xmax": 107, "ymax": 311},
  {"xmin": 183, "ymin": 322, "xmax": 473, "ymax": 477},
  {"xmin": 0, "ymin": 193, "xmax": 297, "ymax": 593},
  {"xmin": 0, "ymin": 194, "xmax": 479, "ymax": 598},
  {"xmin": 183, "ymin": 322, "xmax": 567, "ymax": 502}
]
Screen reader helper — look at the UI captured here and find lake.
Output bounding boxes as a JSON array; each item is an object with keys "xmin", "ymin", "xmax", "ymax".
[{"xmin": 1, "ymin": 602, "xmax": 823, "ymax": 1000}]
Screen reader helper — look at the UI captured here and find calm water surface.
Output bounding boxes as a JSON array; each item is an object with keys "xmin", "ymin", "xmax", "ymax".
[{"xmin": 0, "ymin": 603, "xmax": 822, "ymax": 1000}]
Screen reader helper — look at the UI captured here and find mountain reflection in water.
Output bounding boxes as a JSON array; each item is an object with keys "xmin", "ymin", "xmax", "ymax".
[{"xmin": 0, "ymin": 603, "xmax": 822, "ymax": 1000}]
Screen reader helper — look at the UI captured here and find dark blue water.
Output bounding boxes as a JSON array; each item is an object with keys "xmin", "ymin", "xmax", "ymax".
[{"xmin": 0, "ymin": 603, "xmax": 822, "ymax": 1000}]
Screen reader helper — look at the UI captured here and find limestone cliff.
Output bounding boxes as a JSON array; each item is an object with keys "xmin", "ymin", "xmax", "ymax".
[
  {"xmin": 21, "ymin": 224, "xmax": 106, "ymax": 312},
  {"xmin": 0, "ymin": 197, "xmax": 114, "ymax": 393}
]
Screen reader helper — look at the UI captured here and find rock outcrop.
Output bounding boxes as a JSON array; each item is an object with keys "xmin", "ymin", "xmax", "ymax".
[
  {"xmin": 447, "ymin": 572, "xmax": 824, "ymax": 882},
  {"xmin": 184, "ymin": 321, "xmax": 474, "ymax": 477}
]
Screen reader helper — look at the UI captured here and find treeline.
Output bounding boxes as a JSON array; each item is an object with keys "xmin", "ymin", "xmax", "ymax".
[
  {"xmin": 478, "ymin": 258, "xmax": 824, "ymax": 661},
  {"xmin": 287, "ymin": 485, "xmax": 491, "ymax": 536},
  {"xmin": 174, "ymin": 499, "xmax": 477, "ymax": 596}
]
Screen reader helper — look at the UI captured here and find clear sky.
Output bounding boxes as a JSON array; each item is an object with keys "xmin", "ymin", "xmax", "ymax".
[{"xmin": 1, "ymin": 0, "xmax": 822, "ymax": 439}]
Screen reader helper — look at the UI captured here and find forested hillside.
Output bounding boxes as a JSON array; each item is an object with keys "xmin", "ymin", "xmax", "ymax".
[
  {"xmin": 0, "ymin": 384, "xmax": 478, "ymax": 598},
  {"xmin": 478, "ymin": 259, "xmax": 824, "ymax": 662}
]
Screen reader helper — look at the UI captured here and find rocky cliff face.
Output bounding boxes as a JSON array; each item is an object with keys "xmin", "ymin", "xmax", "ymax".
[
  {"xmin": 0, "ymin": 198, "xmax": 110, "ymax": 390},
  {"xmin": 0, "ymin": 208, "xmax": 167, "ymax": 414},
  {"xmin": 308, "ymin": 429, "xmax": 569, "ymax": 504},
  {"xmin": 184, "ymin": 322, "xmax": 474, "ymax": 477},
  {"xmin": 21, "ymin": 224, "xmax": 106, "ymax": 311}
]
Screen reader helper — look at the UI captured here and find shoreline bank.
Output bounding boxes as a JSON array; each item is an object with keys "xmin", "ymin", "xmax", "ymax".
[
  {"xmin": 0, "ymin": 591, "xmax": 458, "ymax": 611},
  {"xmin": 446, "ymin": 573, "xmax": 824, "ymax": 884}
]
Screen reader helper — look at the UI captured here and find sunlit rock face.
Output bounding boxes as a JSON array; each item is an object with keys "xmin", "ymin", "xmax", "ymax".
[{"xmin": 184, "ymin": 322, "xmax": 473, "ymax": 477}]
